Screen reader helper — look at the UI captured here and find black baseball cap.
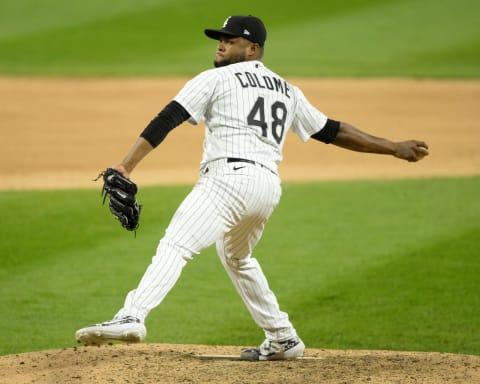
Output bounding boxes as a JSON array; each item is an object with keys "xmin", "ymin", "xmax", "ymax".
[{"xmin": 205, "ymin": 15, "xmax": 267, "ymax": 46}]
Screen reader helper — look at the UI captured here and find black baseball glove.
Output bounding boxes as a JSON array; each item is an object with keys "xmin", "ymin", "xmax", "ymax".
[{"xmin": 99, "ymin": 168, "xmax": 141, "ymax": 232}]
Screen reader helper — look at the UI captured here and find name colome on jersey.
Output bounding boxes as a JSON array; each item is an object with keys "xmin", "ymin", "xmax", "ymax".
[{"xmin": 234, "ymin": 71, "xmax": 291, "ymax": 99}]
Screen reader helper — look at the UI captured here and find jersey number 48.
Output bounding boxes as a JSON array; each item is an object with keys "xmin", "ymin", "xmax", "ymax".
[{"xmin": 247, "ymin": 97, "xmax": 287, "ymax": 145}]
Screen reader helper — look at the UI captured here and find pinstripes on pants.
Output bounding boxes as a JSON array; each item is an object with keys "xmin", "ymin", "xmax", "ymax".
[{"xmin": 115, "ymin": 159, "xmax": 298, "ymax": 341}]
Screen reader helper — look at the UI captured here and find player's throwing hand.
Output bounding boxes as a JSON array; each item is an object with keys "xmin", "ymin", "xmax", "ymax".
[{"xmin": 394, "ymin": 140, "xmax": 429, "ymax": 162}]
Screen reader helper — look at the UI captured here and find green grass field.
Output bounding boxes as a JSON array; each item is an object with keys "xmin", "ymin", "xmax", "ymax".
[
  {"xmin": 1, "ymin": 177, "xmax": 479, "ymax": 356},
  {"xmin": 0, "ymin": 0, "xmax": 479, "ymax": 77},
  {"xmin": 0, "ymin": 0, "xmax": 479, "ymax": 358}
]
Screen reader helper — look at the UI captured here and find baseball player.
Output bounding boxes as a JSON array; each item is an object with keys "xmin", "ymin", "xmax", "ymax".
[{"xmin": 75, "ymin": 15, "xmax": 429, "ymax": 360}]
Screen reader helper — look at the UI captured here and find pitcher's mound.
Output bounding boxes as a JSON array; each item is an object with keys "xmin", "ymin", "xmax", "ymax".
[{"xmin": 1, "ymin": 343, "xmax": 479, "ymax": 383}]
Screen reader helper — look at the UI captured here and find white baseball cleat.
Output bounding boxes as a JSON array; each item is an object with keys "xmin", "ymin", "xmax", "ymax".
[
  {"xmin": 75, "ymin": 316, "xmax": 146, "ymax": 346},
  {"xmin": 240, "ymin": 336, "xmax": 305, "ymax": 361}
]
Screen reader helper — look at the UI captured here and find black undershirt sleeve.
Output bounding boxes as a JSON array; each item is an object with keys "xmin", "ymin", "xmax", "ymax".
[
  {"xmin": 310, "ymin": 118, "xmax": 340, "ymax": 144},
  {"xmin": 140, "ymin": 100, "xmax": 190, "ymax": 147}
]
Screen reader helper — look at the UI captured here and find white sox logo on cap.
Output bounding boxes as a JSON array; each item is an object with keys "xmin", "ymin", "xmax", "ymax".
[{"xmin": 205, "ymin": 15, "xmax": 267, "ymax": 46}]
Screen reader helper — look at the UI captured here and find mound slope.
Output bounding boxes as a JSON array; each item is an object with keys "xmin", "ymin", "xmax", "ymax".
[{"xmin": 1, "ymin": 343, "xmax": 479, "ymax": 384}]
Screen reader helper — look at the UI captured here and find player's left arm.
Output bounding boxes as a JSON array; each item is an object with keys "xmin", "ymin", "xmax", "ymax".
[{"xmin": 115, "ymin": 101, "xmax": 191, "ymax": 177}]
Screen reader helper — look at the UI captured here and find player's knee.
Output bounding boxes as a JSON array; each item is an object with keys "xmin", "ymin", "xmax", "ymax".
[
  {"xmin": 155, "ymin": 238, "xmax": 194, "ymax": 262},
  {"xmin": 225, "ymin": 255, "xmax": 257, "ymax": 270}
]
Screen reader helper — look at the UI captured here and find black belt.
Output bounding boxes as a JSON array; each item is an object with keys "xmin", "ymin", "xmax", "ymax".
[
  {"xmin": 227, "ymin": 158, "xmax": 276, "ymax": 175},
  {"xmin": 227, "ymin": 157, "xmax": 255, "ymax": 165}
]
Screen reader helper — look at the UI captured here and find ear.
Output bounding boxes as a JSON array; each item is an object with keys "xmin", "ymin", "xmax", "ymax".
[{"xmin": 247, "ymin": 43, "xmax": 261, "ymax": 59}]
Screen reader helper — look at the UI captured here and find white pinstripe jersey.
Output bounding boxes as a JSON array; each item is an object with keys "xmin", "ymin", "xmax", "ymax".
[{"xmin": 174, "ymin": 60, "xmax": 328, "ymax": 173}]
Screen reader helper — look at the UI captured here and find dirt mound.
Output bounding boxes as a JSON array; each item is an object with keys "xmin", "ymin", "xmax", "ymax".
[{"xmin": 1, "ymin": 343, "xmax": 479, "ymax": 384}]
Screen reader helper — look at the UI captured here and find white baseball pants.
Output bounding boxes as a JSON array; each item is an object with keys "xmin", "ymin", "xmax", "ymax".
[{"xmin": 115, "ymin": 159, "xmax": 298, "ymax": 342}]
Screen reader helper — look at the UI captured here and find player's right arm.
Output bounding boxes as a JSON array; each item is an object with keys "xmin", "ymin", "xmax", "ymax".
[{"xmin": 332, "ymin": 121, "xmax": 429, "ymax": 162}]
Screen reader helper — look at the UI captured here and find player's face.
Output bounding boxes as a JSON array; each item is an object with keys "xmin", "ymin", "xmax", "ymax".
[{"xmin": 214, "ymin": 36, "xmax": 252, "ymax": 67}]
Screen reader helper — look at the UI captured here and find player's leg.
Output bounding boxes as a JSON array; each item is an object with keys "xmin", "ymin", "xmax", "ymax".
[
  {"xmin": 76, "ymin": 175, "xmax": 230, "ymax": 345},
  {"xmin": 217, "ymin": 223, "xmax": 296, "ymax": 340},
  {"xmin": 215, "ymin": 169, "xmax": 304, "ymax": 360}
]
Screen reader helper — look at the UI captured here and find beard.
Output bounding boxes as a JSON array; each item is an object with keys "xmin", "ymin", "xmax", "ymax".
[
  {"xmin": 213, "ymin": 52, "xmax": 247, "ymax": 68},
  {"xmin": 214, "ymin": 59, "xmax": 231, "ymax": 68}
]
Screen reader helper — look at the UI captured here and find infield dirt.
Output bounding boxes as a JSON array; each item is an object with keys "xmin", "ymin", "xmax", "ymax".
[
  {"xmin": 0, "ymin": 77, "xmax": 478, "ymax": 190},
  {"xmin": 0, "ymin": 77, "xmax": 479, "ymax": 383},
  {"xmin": 1, "ymin": 343, "xmax": 479, "ymax": 384}
]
